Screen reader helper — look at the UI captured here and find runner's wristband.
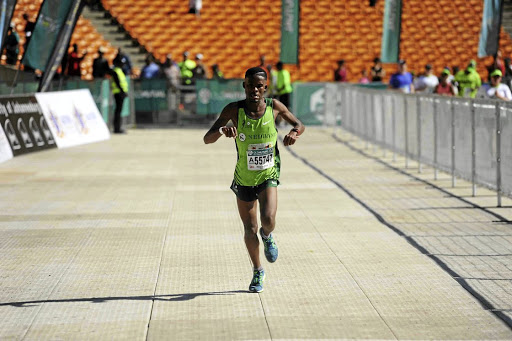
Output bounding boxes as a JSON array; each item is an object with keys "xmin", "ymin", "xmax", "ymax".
[
  {"xmin": 291, "ymin": 128, "xmax": 299, "ymax": 134},
  {"xmin": 219, "ymin": 127, "xmax": 224, "ymax": 135}
]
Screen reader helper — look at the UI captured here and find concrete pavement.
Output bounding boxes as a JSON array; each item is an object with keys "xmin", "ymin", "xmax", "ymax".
[{"xmin": 0, "ymin": 127, "xmax": 511, "ymax": 340}]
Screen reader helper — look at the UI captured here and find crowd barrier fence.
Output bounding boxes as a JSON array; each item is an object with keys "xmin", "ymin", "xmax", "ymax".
[{"xmin": 333, "ymin": 84, "xmax": 512, "ymax": 206}]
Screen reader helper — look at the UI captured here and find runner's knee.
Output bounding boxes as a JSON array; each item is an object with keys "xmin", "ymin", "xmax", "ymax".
[
  {"xmin": 244, "ymin": 224, "xmax": 258, "ymax": 235},
  {"xmin": 260, "ymin": 214, "xmax": 275, "ymax": 229}
]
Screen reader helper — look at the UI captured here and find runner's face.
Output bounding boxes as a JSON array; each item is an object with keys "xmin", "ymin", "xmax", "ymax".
[{"xmin": 244, "ymin": 75, "xmax": 267, "ymax": 103}]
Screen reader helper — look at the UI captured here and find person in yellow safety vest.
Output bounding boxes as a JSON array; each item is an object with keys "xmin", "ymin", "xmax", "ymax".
[
  {"xmin": 108, "ymin": 57, "xmax": 128, "ymax": 133},
  {"xmin": 455, "ymin": 59, "xmax": 481, "ymax": 98},
  {"xmin": 276, "ymin": 61, "xmax": 292, "ymax": 109},
  {"xmin": 178, "ymin": 51, "xmax": 196, "ymax": 85}
]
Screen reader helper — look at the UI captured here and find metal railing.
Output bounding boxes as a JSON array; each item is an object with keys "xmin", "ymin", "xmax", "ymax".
[{"xmin": 337, "ymin": 85, "xmax": 512, "ymax": 206}]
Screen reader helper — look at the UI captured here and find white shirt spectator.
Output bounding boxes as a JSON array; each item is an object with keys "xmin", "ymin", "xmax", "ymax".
[
  {"xmin": 483, "ymin": 83, "xmax": 512, "ymax": 101},
  {"xmin": 414, "ymin": 74, "xmax": 439, "ymax": 93},
  {"xmin": 189, "ymin": 0, "xmax": 202, "ymax": 11}
]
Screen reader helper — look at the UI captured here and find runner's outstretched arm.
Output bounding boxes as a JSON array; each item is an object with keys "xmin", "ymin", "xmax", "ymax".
[
  {"xmin": 203, "ymin": 102, "xmax": 238, "ymax": 144},
  {"xmin": 272, "ymin": 98, "xmax": 305, "ymax": 146}
]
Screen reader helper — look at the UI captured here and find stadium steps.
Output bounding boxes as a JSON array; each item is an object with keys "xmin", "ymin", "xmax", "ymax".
[
  {"xmin": 502, "ymin": 2, "xmax": 512, "ymax": 38},
  {"xmin": 81, "ymin": 6, "xmax": 146, "ymax": 72}
]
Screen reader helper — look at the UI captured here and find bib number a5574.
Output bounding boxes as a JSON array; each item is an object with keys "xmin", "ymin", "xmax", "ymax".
[{"xmin": 247, "ymin": 143, "xmax": 274, "ymax": 171}]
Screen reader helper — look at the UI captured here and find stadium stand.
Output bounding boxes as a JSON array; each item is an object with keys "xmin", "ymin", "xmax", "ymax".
[
  {"xmin": 101, "ymin": 0, "xmax": 283, "ymax": 79},
  {"xmin": 3, "ymin": 0, "xmax": 512, "ymax": 82},
  {"xmin": 99, "ymin": 0, "xmax": 512, "ymax": 82}
]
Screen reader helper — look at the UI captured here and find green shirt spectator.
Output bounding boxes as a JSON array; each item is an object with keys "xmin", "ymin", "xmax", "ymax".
[
  {"xmin": 178, "ymin": 51, "xmax": 196, "ymax": 85},
  {"xmin": 276, "ymin": 62, "xmax": 292, "ymax": 96},
  {"xmin": 455, "ymin": 60, "xmax": 481, "ymax": 98}
]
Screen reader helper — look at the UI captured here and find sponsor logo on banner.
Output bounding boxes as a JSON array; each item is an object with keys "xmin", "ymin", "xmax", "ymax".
[
  {"xmin": 35, "ymin": 89, "xmax": 110, "ymax": 148},
  {"xmin": 0, "ymin": 124, "xmax": 13, "ymax": 163},
  {"xmin": 0, "ymin": 95, "xmax": 56, "ymax": 157}
]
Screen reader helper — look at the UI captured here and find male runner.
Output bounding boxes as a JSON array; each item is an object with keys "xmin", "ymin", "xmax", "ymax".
[{"xmin": 203, "ymin": 67, "xmax": 305, "ymax": 292}]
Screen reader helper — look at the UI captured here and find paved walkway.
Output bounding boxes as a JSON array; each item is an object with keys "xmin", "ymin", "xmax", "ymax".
[{"xmin": 0, "ymin": 127, "xmax": 511, "ymax": 340}]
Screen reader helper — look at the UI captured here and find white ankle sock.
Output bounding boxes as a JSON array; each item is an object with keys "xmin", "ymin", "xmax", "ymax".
[{"xmin": 261, "ymin": 229, "xmax": 270, "ymax": 239}]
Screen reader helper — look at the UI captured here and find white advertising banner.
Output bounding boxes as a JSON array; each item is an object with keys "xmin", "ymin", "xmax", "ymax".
[
  {"xmin": 35, "ymin": 89, "xmax": 110, "ymax": 148},
  {"xmin": 0, "ymin": 125, "xmax": 13, "ymax": 163}
]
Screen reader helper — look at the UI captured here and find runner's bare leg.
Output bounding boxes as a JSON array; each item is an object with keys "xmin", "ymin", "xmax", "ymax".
[
  {"xmin": 258, "ymin": 186, "xmax": 277, "ymax": 237},
  {"xmin": 237, "ymin": 198, "xmax": 261, "ymax": 269}
]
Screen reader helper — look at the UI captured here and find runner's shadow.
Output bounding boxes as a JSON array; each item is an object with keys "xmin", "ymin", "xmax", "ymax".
[{"xmin": 2, "ymin": 290, "xmax": 249, "ymax": 307}]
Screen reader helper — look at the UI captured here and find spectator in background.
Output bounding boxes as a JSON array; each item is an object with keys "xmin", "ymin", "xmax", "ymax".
[
  {"xmin": 66, "ymin": 43, "xmax": 87, "ymax": 78},
  {"xmin": 434, "ymin": 69, "xmax": 456, "ymax": 96},
  {"xmin": 448, "ymin": 66, "xmax": 458, "ymax": 86},
  {"xmin": 502, "ymin": 57, "xmax": 512, "ymax": 90},
  {"xmin": 22, "ymin": 13, "xmax": 35, "ymax": 51},
  {"xmin": 211, "ymin": 64, "xmax": 224, "ymax": 80},
  {"xmin": 86, "ymin": 0, "xmax": 102, "ymax": 11},
  {"xmin": 188, "ymin": 0, "xmax": 202, "ymax": 17},
  {"xmin": 334, "ymin": 59, "xmax": 347, "ymax": 82},
  {"xmin": 414, "ymin": 64, "xmax": 439, "ymax": 93},
  {"xmin": 359, "ymin": 70, "xmax": 370, "ymax": 84},
  {"xmin": 107, "ymin": 57, "xmax": 128, "ymax": 133},
  {"xmin": 114, "ymin": 48, "xmax": 132, "ymax": 76},
  {"xmin": 483, "ymin": 69, "xmax": 512, "ymax": 101},
  {"xmin": 370, "ymin": 57, "xmax": 385, "ymax": 82},
  {"xmin": 162, "ymin": 54, "xmax": 181, "ymax": 90},
  {"xmin": 455, "ymin": 60, "xmax": 481, "ymax": 98},
  {"xmin": 267, "ymin": 63, "xmax": 277, "ymax": 97},
  {"xmin": 258, "ymin": 55, "xmax": 270, "ymax": 80},
  {"xmin": 178, "ymin": 51, "xmax": 196, "ymax": 85},
  {"xmin": 487, "ymin": 49, "xmax": 505, "ymax": 81},
  {"xmin": 388, "ymin": 59, "xmax": 414, "ymax": 93},
  {"xmin": 140, "ymin": 55, "xmax": 161, "ymax": 79},
  {"xmin": 192, "ymin": 53, "xmax": 207, "ymax": 82},
  {"xmin": 92, "ymin": 47, "xmax": 109, "ymax": 78},
  {"xmin": 276, "ymin": 61, "xmax": 293, "ymax": 110},
  {"xmin": 3, "ymin": 26, "xmax": 19, "ymax": 65}
]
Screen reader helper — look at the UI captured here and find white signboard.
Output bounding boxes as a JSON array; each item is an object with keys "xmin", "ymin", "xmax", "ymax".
[
  {"xmin": 0, "ymin": 125, "xmax": 13, "ymax": 163},
  {"xmin": 35, "ymin": 89, "xmax": 110, "ymax": 148}
]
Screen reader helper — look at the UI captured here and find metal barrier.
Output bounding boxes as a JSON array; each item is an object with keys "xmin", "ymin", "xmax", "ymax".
[{"xmin": 338, "ymin": 85, "xmax": 512, "ymax": 206}]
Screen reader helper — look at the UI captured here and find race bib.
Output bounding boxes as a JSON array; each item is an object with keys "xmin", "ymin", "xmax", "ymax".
[{"xmin": 247, "ymin": 143, "xmax": 274, "ymax": 171}]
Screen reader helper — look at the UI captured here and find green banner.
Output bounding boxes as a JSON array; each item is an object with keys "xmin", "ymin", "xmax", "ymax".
[
  {"xmin": 290, "ymin": 82, "xmax": 324, "ymax": 126},
  {"xmin": 133, "ymin": 79, "xmax": 167, "ymax": 113},
  {"xmin": 38, "ymin": 0, "xmax": 82, "ymax": 92},
  {"xmin": 280, "ymin": 0, "xmax": 299, "ymax": 64},
  {"xmin": 196, "ymin": 79, "xmax": 245, "ymax": 115},
  {"xmin": 0, "ymin": 0, "xmax": 16, "ymax": 50},
  {"xmin": 380, "ymin": 0, "xmax": 402, "ymax": 63},
  {"xmin": 478, "ymin": 0, "xmax": 502, "ymax": 58},
  {"xmin": 22, "ymin": 0, "xmax": 74, "ymax": 71}
]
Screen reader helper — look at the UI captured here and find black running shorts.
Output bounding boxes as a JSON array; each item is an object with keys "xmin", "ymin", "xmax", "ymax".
[{"xmin": 230, "ymin": 179, "xmax": 279, "ymax": 202}]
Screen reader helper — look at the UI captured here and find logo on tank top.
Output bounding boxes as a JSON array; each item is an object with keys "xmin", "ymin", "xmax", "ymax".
[{"xmin": 239, "ymin": 133, "xmax": 246, "ymax": 142}]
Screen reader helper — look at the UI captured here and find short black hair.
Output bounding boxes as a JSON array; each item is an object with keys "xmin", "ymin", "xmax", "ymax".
[{"xmin": 245, "ymin": 67, "xmax": 267, "ymax": 79}]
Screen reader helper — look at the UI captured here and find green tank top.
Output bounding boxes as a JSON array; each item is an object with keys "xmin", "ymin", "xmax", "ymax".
[{"xmin": 234, "ymin": 98, "xmax": 280, "ymax": 186}]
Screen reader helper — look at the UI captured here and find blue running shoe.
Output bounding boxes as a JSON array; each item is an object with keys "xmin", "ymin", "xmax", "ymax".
[
  {"xmin": 260, "ymin": 228, "xmax": 278, "ymax": 263},
  {"xmin": 249, "ymin": 269, "xmax": 265, "ymax": 293}
]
